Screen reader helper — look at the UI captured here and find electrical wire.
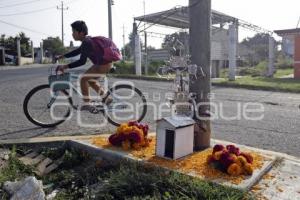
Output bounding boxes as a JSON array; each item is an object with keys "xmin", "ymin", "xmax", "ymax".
[
  {"xmin": 0, "ymin": 0, "xmax": 41, "ymax": 9},
  {"xmin": 0, "ymin": 5, "xmax": 56, "ymax": 16},
  {"xmin": 0, "ymin": 0, "xmax": 80, "ymax": 17},
  {"xmin": 0, "ymin": 19, "xmax": 50, "ymax": 36}
]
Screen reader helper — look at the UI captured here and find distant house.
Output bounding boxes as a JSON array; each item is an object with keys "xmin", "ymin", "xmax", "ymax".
[{"xmin": 274, "ymin": 28, "xmax": 300, "ymax": 57}]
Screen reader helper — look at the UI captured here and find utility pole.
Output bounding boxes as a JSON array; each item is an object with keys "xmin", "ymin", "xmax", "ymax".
[
  {"xmin": 143, "ymin": 0, "xmax": 148, "ymax": 75},
  {"xmin": 57, "ymin": 1, "xmax": 68, "ymax": 46},
  {"xmin": 17, "ymin": 37, "xmax": 21, "ymax": 66},
  {"xmin": 108, "ymin": 0, "xmax": 113, "ymax": 39},
  {"xmin": 189, "ymin": 0, "xmax": 211, "ymax": 150},
  {"xmin": 122, "ymin": 24, "xmax": 126, "ymax": 59}
]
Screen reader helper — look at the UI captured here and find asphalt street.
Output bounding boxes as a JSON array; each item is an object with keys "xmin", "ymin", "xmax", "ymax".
[{"xmin": 0, "ymin": 65, "xmax": 299, "ymax": 157}]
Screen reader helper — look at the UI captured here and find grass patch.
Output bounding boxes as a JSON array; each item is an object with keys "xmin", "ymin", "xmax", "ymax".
[
  {"xmin": 94, "ymin": 162, "xmax": 250, "ymax": 200},
  {"xmin": 213, "ymin": 76, "xmax": 300, "ymax": 93},
  {"xmin": 274, "ymin": 68, "xmax": 293, "ymax": 78},
  {"xmin": 0, "ymin": 146, "xmax": 252, "ymax": 200}
]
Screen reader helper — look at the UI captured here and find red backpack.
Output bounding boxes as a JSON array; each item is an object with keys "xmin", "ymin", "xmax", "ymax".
[{"xmin": 89, "ymin": 36, "xmax": 122, "ymax": 63}]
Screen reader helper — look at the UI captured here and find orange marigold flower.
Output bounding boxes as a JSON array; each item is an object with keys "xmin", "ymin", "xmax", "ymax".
[
  {"xmin": 213, "ymin": 151, "xmax": 223, "ymax": 161},
  {"xmin": 227, "ymin": 163, "xmax": 242, "ymax": 176},
  {"xmin": 244, "ymin": 163, "xmax": 254, "ymax": 175},
  {"xmin": 240, "ymin": 152, "xmax": 254, "ymax": 164},
  {"xmin": 132, "ymin": 143, "xmax": 141, "ymax": 150},
  {"xmin": 122, "ymin": 140, "xmax": 131, "ymax": 151},
  {"xmin": 230, "ymin": 154, "xmax": 238, "ymax": 162},
  {"xmin": 237, "ymin": 156, "xmax": 247, "ymax": 166}
]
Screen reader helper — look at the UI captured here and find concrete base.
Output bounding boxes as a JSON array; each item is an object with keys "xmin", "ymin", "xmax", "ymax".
[
  {"xmin": 68, "ymin": 139, "xmax": 276, "ymax": 191},
  {"xmin": 0, "ymin": 134, "xmax": 285, "ymax": 191}
]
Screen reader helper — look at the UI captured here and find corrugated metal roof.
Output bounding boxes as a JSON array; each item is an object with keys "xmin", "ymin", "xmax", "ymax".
[
  {"xmin": 274, "ymin": 28, "xmax": 300, "ymax": 36},
  {"xmin": 134, "ymin": 6, "xmax": 237, "ymax": 29},
  {"xmin": 158, "ymin": 116, "xmax": 195, "ymax": 128}
]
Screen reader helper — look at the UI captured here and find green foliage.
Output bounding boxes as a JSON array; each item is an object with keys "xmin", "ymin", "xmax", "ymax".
[
  {"xmin": 95, "ymin": 162, "xmax": 248, "ymax": 200},
  {"xmin": 147, "ymin": 60, "xmax": 165, "ymax": 75},
  {"xmin": 275, "ymin": 54, "xmax": 293, "ymax": 69},
  {"xmin": 113, "ymin": 60, "xmax": 165, "ymax": 75},
  {"xmin": 43, "ymin": 37, "xmax": 66, "ymax": 56},
  {"xmin": 241, "ymin": 33, "xmax": 278, "ymax": 66},
  {"xmin": 162, "ymin": 32, "xmax": 188, "ymax": 53},
  {"xmin": 0, "ymin": 146, "xmax": 34, "ymax": 185},
  {"xmin": 0, "ymin": 32, "xmax": 31, "ymax": 55},
  {"xmin": 214, "ymin": 76, "xmax": 300, "ymax": 93},
  {"xmin": 114, "ymin": 61, "xmax": 135, "ymax": 74}
]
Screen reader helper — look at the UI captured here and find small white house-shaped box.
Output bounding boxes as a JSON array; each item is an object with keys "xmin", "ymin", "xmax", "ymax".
[{"xmin": 156, "ymin": 116, "xmax": 195, "ymax": 160}]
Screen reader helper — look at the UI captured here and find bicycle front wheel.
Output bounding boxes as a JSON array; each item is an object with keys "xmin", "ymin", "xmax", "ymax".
[
  {"xmin": 23, "ymin": 84, "xmax": 73, "ymax": 127},
  {"xmin": 103, "ymin": 84, "xmax": 147, "ymax": 126}
]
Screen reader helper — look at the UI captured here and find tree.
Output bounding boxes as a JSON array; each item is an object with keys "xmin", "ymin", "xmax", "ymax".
[
  {"xmin": 162, "ymin": 32, "xmax": 189, "ymax": 55},
  {"xmin": 43, "ymin": 37, "xmax": 66, "ymax": 57},
  {"xmin": 240, "ymin": 33, "xmax": 276, "ymax": 66},
  {"xmin": 0, "ymin": 32, "xmax": 31, "ymax": 55}
]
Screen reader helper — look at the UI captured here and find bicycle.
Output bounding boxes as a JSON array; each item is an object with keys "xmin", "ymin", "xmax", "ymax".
[{"xmin": 23, "ymin": 66, "xmax": 147, "ymax": 127}]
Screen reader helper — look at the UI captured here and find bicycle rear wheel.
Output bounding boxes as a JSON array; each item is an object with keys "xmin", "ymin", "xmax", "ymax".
[
  {"xmin": 23, "ymin": 84, "xmax": 73, "ymax": 127},
  {"xmin": 103, "ymin": 84, "xmax": 147, "ymax": 126}
]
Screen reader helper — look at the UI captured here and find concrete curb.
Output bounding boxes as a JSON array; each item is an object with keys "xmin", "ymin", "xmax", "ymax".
[
  {"xmin": 110, "ymin": 74, "xmax": 300, "ymax": 94},
  {"xmin": 0, "ymin": 64, "xmax": 50, "ymax": 70},
  {"xmin": 67, "ymin": 138, "xmax": 276, "ymax": 191}
]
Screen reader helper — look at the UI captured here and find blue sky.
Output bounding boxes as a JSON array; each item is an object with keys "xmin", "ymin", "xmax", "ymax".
[{"xmin": 0, "ymin": 0, "xmax": 299, "ymax": 48}]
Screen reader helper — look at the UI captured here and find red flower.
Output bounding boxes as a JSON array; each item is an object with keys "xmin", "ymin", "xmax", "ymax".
[
  {"xmin": 109, "ymin": 134, "xmax": 121, "ymax": 146},
  {"xmin": 207, "ymin": 155, "xmax": 216, "ymax": 164},
  {"xmin": 128, "ymin": 132, "xmax": 142, "ymax": 143},
  {"xmin": 213, "ymin": 144, "xmax": 225, "ymax": 154},
  {"xmin": 128, "ymin": 121, "xmax": 138, "ymax": 126},
  {"xmin": 226, "ymin": 145, "xmax": 240, "ymax": 156},
  {"xmin": 219, "ymin": 151, "xmax": 235, "ymax": 169}
]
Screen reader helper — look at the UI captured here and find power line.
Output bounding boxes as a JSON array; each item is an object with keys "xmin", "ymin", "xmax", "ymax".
[
  {"xmin": 0, "ymin": 19, "xmax": 50, "ymax": 36},
  {"xmin": 0, "ymin": 0, "xmax": 41, "ymax": 9},
  {"xmin": 0, "ymin": 0, "xmax": 79, "ymax": 17},
  {"xmin": 0, "ymin": 5, "xmax": 56, "ymax": 16}
]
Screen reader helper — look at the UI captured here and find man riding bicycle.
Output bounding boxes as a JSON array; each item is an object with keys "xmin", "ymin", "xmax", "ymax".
[{"xmin": 55, "ymin": 20, "xmax": 122, "ymax": 111}]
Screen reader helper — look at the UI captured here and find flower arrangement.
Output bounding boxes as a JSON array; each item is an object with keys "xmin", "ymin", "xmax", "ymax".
[
  {"xmin": 207, "ymin": 144, "xmax": 254, "ymax": 176},
  {"xmin": 108, "ymin": 121, "xmax": 151, "ymax": 150}
]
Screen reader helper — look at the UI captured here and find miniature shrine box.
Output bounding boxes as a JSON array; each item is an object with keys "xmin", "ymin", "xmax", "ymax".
[{"xmin": 156, "ymin": 116, "xmax": 195, "ymax": 160}]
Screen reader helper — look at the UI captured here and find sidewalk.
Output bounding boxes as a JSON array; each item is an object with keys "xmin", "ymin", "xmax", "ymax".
[{"xmin": 1, "ymin": 134, "xmax": 299, "ymax": 199}]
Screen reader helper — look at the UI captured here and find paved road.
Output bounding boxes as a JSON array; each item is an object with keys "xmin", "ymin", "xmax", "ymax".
[{"xmin": 0, "ymin": 65, "xmax": 300, "ymax": 157}]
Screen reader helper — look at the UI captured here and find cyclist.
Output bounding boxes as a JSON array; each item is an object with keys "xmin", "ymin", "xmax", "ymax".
[{"xmin": 56, "ymin": 20, "xmax": 121, "ymax": 111}]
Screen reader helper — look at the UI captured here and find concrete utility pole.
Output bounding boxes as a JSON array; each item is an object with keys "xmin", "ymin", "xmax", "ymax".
[
  {"xmin": 143, "ymin": 0, "xmax": 148, "ymax": 75},
  {"xmin": 17, "ymin": 38, "xmax": 21, "ymax": 66},
  {"xmin": 40, "ymin": 42, "xmax": 44, "ymax": 64},
  {"xmin": 228, "ymin": 23, "xmax": 237, "ymax": 81},
  {"xmin": 108, "ymin": 0, "xmax": 113, "ymax": 39},
  {"xmin": 133, "ymin": 22, "xmax": 142, "ymax": 75},
  {"xmin": 57, "ymin": 1, "xmax": 68, "ymax": 46},
  {"xmin": 189, "ymin": 0, "xmax": 211, "ymax": 150},
  {"xmin": 31, "ymin": 41, "xmax": 34, "ymax": 63},
  {"xmin": 268, "ymin": 35, "xmax": 275, "ymax": 77},
  {"xmin": 122, "ymin": 24, "xmax": 126, "ymax": 59}
]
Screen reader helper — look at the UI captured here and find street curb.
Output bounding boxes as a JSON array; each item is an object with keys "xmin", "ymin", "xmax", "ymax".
[
  {"xmin": 0, "ymin": 64, "xmax": 50, "ymax": 70},
  {"xmin": 1, "ymin": 133, "xmax": 298, "ymax": 163},
  {"xmin": 109, "ymin": 74, "xmax": 300, "ymax": 94},
  {"xmin": 67, "ymin": 136, "xmax": 276, "ymax": 191}
]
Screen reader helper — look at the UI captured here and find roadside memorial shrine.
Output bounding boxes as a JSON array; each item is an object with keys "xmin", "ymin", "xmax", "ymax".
[{"xmin": 156, "ymin": 116, "xmax": 195, "ymax": 160}]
